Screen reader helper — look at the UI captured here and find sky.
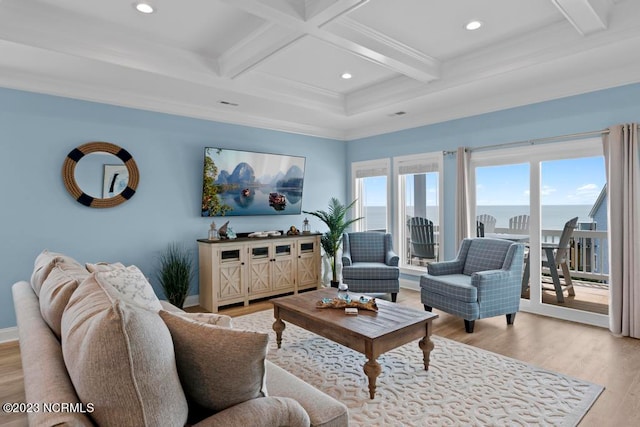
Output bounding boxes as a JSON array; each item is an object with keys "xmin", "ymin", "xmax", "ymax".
[{"xmin": 360, "ymin": 156, "xmax": 606, "ymax": 207}]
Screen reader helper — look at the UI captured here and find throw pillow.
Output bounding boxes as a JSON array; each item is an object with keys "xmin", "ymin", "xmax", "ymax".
[
  {"xmin": 85, "ymin": 261, "xmax": 126, "ymax": 273},
  {"xmin": 159, "ymin": 310, "xmax": 269, "ymax": 412},
  {"xmin": 61, "ymin": 275, "xmax": 189, "ymax": 427},
  {"xmin": 30, "ymin": 250, "xmax": 86, "ymax": 296},
  {"xmin": 94, "ymin": 265, "xmax": 162, "ymax": 312},
  {"xmin": 39, "ymin": 265, "xmax": 89, "ymax": 339}
]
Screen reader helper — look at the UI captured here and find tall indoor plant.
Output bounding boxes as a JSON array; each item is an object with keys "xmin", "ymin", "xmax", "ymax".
[
  {"xmin": 157, "ymin": 243, "xmax": 194, "ymax": 308},
  {"xmin": 304, "ymin": 197, "xmax": 362, "ymax": 287}
]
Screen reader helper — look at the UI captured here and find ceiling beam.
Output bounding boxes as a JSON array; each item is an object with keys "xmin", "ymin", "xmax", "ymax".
[
  {"xmin": 551, "ymin": 0, "xmax": 612, "ymax": 35},
  {"xmin": 220, "ymin": 0, "xmax": 439, "ymax": 82},
  {"xmin": 218, "ymin": 23, "xmax": 303, "ymax": 78}
]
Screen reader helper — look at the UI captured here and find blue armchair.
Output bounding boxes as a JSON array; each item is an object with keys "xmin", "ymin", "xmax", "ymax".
[
  {"xmin": 341, "ymin": 232, "xmax": 400, "ymax": 302},
  {"xmin": 420, "ymin": 238, "xmax": 524, "ymax": 333}
]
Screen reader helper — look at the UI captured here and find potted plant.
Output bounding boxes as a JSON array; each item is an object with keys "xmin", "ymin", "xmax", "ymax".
[
  {"xmin": 157, "ymin": 243, "xmax": 194, "ymax": 308},
  {"xmin": 304, "ymin": 197, "xmax": 362, "ymax": 287}
]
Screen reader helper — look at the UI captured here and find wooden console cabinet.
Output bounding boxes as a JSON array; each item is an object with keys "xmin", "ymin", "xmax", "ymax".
[{"xmin": 197, "ymin": 234, "xmax": 321, "ymax": 312}]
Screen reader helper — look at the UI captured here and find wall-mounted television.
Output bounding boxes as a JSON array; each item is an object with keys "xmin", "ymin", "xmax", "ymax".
[{"xmin": 201, "ymin": 147, "xmax": 306, "ymax": 217}]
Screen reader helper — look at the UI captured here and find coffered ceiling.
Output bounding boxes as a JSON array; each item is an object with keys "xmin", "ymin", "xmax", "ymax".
[{"xmin": 0, "ymin": 0, "xmax": 638, "ymax": 140}]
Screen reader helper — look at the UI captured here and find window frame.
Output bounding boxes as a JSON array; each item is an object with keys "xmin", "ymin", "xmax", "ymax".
[
  {"xmin": 393, "ymin": 151, "xmax": 444, "ymax": 274},
  {"xmin": 350, "ymin": 158, "xmax": 391, "ymax": 233}
]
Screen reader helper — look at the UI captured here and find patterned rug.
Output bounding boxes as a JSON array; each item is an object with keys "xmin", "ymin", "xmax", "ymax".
[{"xmin": 233, "ymin": 310, "xmax": 603, "ymax": 427}]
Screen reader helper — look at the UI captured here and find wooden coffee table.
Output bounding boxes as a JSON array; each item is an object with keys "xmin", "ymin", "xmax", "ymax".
[{"xmin": 271, "ymin": 288, "xmax": 438, "ymax": 399}]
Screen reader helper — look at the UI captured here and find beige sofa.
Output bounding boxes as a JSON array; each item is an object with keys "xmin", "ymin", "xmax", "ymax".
[{"xmin": 12, "ymin": 251, "xmax": 348, "ymax": 427}]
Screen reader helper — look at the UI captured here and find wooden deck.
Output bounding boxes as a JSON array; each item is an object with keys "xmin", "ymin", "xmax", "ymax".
[{"xmin": 522, "ymin": 277, "xmax": 609, "ymax": 315}]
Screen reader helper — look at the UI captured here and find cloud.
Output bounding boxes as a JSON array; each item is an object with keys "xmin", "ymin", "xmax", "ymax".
[
  {"xmin": 541, "ymin": 185, "xmax": 556, "ymax": 196},
  {"xmin": 577, "ymin": 183, "xmax": 598, "ymax": 192},
  {"xmin": 566, "ymin": 183, "xmax": 602, "ymax": 203}
]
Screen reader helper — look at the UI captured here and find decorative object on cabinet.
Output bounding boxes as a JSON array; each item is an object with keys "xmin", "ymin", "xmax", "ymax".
[
  {"xmin": 197, "ymin": 234, "xmax": 321, "ymax": 312},
  {"xmin": 287, "ymin": 225, "xmax": 300, "ymax": 235},
  {"xmin": 157, "ymin": 243, "xmax": 194, "ymax": 309},
  {"xmin": 303, "ymin": 198, "xmax": 362, "ymax": 287},
  {"xmin": 218, "ymin": 221, "xmax": 230, "ymax": 239},
  {"xmin": 201, "ymin": 147, "xmax": 306, "ymax": 217},
  {"xmin": 302, "ymin": 217, "xmax": 310, "ymax": 234},
  {"xmin": 208, "ymin": 221, "xmax": 219, "ymax": 240},
  {"xmin": 62, "ymin": 141, "xmax": 139, "ymax": 208}
]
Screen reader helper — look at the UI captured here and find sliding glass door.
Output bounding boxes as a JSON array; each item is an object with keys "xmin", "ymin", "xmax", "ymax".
[{"xmin": 471, "ymin": 138, "xmax": 609, "ymax": 327}]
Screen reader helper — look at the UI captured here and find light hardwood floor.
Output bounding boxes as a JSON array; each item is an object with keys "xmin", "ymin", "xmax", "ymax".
[{"xmin": 2, "ymin": 289, "xmax": 639, "ymax": 426}]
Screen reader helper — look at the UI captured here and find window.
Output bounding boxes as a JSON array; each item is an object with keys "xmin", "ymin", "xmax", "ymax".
[
  {"xmin": 351, "ymin": 159, "xmax": 390, "ymax": 232},
  {"xmin": 394, "ymin": 153, "xmax": 443, "ymax": 270}
]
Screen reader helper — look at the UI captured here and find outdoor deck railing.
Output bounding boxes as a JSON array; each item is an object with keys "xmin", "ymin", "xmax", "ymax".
[{"xmin": 494, "ymin": 227, "xmax": 609, "ymax": 283}]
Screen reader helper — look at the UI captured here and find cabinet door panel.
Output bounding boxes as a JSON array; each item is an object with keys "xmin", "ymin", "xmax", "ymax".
[
  {"xmin": 273, "ymin": 258, "xmax": 295, "ymax": 290},
  {"xmin": 297, "ymin": 255, "xmax": 317, "ymax": 288},
  {"xmin": 250, "ymin": 259, "xmax": 271, "ymax": 294},
  {"xmin": 219, "ymin": 265, "xmax": 243, "ymax": 299}
]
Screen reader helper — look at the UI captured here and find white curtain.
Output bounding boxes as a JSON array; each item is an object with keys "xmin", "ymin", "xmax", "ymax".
[
  {"xmin": 603, "ymin": 123, "xmax": 640, "ymax": 338},
  {"xmin": 455, "ymin": 147, "xmax": 472, "ymax": 248}
]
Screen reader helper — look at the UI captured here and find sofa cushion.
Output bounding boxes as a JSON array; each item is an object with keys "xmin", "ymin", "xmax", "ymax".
[
  {"xmin": 85, "ymin": 261, "xmax": 126, "ymax": 273},
  {"xmin": 61, "ymin": 275, "xmax": 189, "ymax": 427},
  {"xmin": 192, "ymin": 396, "xmax": 310, "ymax": 427},
  {"xmin": 94, "ymin": 265, "xmax": 163, "ymax": 312},
  {"xmin": 462, "ymin": 238, "xmax": 512, "ymax": 276},
  {"xmin": 420, "ymin": 273, "xmax": 478, "ymax": 303},
  {"xmin": 30, "ymin": 250, "xmax": 86, "ymax": 296},
  {"xmin": 177, "ymin": 311, "xmax": 233, "ymax": 328},
  {"xmin": 342, "ymin": 262, "xmax": 400, "ymax": 280},
  {"xmin": 159, "ymin": 310, "xmax": 269, "ymax": 412},
  {"xmin": 347, "ymin": 233, "xmax": 386, "ymax": 263},
  {"xmin": 39, "ymin": 265, "xmax": 89, "ymax": 338}
]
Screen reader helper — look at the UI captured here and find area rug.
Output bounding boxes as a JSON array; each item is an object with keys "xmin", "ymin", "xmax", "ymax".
[{"xmin": 232, "ymin": 310, "xmax": 603, "ymax": 427}]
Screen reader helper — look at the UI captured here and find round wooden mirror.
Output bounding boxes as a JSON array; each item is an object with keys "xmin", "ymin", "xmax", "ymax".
[{"xmin": 62, "ymin": 141, "xmax": 139, "ymax": 208}]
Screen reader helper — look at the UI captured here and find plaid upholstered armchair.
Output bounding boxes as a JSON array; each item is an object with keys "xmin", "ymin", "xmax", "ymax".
[
  {"xmin": 420, "ymin": 238, "xmax": 524, "ymax": 333},
  {"xmin": 341, "ymin": 232, "xmax": 400, "ymax": 302}
]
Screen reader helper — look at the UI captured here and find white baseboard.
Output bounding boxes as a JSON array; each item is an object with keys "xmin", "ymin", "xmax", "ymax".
[
  {"xmin": 183, "ymin": 294, "xmax": 200, "ymax": 308},
  {"xmin": 0, "ymin": 327, "xmax": 18, "ymax": 343},
  {"xmin": 400, "ymin": 278, "xmax": 420, "ymax": 292}
]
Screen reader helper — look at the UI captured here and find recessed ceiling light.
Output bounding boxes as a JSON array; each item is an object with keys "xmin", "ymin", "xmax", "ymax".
[
  {"xmin": 341, "ymin": 72, "xmax": 352, "ymax": 80},
  {"xmin": 465, "ymin": 20, "xmax": 482, "ymax": 31},
  {"xmin": 135, "ymin": 3, "xmax": 155, "ymax": 14}
]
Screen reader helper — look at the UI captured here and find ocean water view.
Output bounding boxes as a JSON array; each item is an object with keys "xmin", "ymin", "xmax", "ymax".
[{"xmin": 362, "ymin": 205, "xmax": 596, "ymax": 231}]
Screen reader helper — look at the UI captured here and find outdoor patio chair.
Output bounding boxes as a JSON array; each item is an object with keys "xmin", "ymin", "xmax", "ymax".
[
  {"xmin": 522, "ymin": 216, "xmax": 578, "ymax": 303},
  {"xmin": 508, "ymin": 214, "xmax": 530, "ymax": 233},
  {"xmin": 476, "ymin": 214, "xmax": 497, "ymax": 234},
  {"xmin": 420, "ymin": 237, "xmax": 525, "ymax": 333},
  {"xmin": 407, "ymin": 217, "xmax": 436, "ymax": 263},
  {"xmin": 341, "ymin": 231, "xmax": 400, "ymax": 302}
]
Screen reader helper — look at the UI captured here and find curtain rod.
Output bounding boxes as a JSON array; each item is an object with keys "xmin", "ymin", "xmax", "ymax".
[{"xmin": 443, "ymin": 127, "xmax": 612, "ymax": 156}]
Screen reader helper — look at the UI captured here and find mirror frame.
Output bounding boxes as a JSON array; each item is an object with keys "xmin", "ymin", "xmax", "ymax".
[{"xmin": 62, "ymin": 141, "xmax": 139, "ymax": 208}]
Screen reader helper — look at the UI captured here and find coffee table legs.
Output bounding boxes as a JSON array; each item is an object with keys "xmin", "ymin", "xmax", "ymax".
[
  {"xmin": 418, "ymin": 321, "xmax": 435, "ymax": 370},
  {"xmin": 272, "ymin": 310, "xmax": 286, "ymax": 349},
  {"xmin": 418, "ymin": 336, "xmax": 435, "ymax": 370},
  {"xmin": 363, "ymin": 359, "xmax": 381, "ymax": 399}
]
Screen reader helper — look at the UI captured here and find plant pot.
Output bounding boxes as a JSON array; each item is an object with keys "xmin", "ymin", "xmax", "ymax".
[{"xmin": 330, "ymin": 280, "xmax": 340, "ymax": 288}]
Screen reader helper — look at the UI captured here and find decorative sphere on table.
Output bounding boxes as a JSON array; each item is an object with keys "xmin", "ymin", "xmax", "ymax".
[{"xmin": 338, "ymin": 282, "xmax": 348, "ymax": 292}]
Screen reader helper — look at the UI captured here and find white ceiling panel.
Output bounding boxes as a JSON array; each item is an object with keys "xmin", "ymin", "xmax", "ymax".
[
  {"xmin": 254, "ymin": 35, "xmax": 399, "ymax": 94},
  {"xmin": 347, "ymin": 0, "xmax": 566, "ymax": 60},
  {"xmin": 0, "ymin": 0, "xmax": 638, "ymax": 139}
]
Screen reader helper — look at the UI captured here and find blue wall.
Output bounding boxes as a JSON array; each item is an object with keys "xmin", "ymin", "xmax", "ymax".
[
  {"xmin": 3, "ymin": 82, "xmax": 640, "ymax": 330},
  {"xmin": 0, "ymin": 88, "xmax": 347, "ymax": 329},
  {"xmin": 347, "ymin": 83, "xmax": 640, "ymax": 263}
]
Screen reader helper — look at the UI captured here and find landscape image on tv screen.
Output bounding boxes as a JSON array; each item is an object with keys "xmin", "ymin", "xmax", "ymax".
[{"xmin": 201, "ymin": 148, "xmax": 306, "ymax": 217}]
